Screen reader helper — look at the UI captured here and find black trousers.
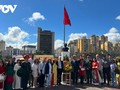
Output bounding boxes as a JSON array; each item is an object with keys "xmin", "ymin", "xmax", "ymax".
[
  {"xmin": 38, "ymin": 74, "xmax": 45, "ymax": 87},
  {"xmin": 80, "ymin": 75, "xmax": 84, "ymax": 84},
  {"xmin": 71, "ymin": 72, "xmax": 79, "ymax": 84},
  {"xmin": 103, "ymin": 67, "xmax": 110, "ymax": 84},
  {"xmin": 57, "ymin": 69, "xmax": 62, "ymax": 84},
  {"xmin": 86, "ymin": 70, "xmax": 92, "ymax": 84},
  {"xmin": 21, "ymin": 75, "xmax": 29, "ymax": 90}
]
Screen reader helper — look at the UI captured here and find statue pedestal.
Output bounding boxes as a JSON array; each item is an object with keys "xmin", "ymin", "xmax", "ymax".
[
  {"xmin": 61, "ymin": 52, "xmax": 70, "ymax": 61},
  {"xmin": 61, "ymin": 72, "xmax": 71, "ymax": 85}
]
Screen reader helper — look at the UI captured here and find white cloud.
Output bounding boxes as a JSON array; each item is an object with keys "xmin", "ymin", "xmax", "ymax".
[
  {"xmin": 104, "ymin": 27, "xmax": 120, "ymax": 43},
  {"xmin": 55, "ymin": 40, "xmax": 64, "ymax": 50},
  {"xmin": 116, "ymin": 15, "xmax": 120, "ymax": 20},
  {"xmin": 28, "ymin": 12, "xmax": 45, "ymax": 22},
  {"xmin": 0, "ymin": 26, "xmax": 36, "ymax": 49},
  {"xmin": 68, "ymin": 33, "xmax": 87, "ymax": 43}
]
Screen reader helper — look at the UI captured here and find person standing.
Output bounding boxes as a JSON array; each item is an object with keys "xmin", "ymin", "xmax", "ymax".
[
  {"xmin": 79, "ymin": 57, "xmax": 85, "ymax": 84},
  {"xmin": 85, "ymin": 55, "xmax": 92, "ymax": 84},
  {"xmin": 38, "ymin": 58, "xmax": 46, "ymax": 87},
  {"xmin": 0, "ymin": 60, "xmax": 6, "ymax": 90},
  {"xmin": 45, "ymin": 59, "xmax": 52, "ymax": 86},
  {"xmin": 92, "ymin": 58, "xmax": 99, "ymax": 84},
  {"xmin": 31, "ymin": 59, "xmax": 39, "ymax": 88},
  {"xmin": 56, "ymin": 56, "xmax": 63, "ymax": 85},
  {"xmin": 52, "ymin": 60, "xmax": 57, "ymax": 86},
  {"xmin": 96, "ymin": 54, "xmax": 103, "ymax": 81},
  {"xmin": 110, "ymin": 60, "xmax": 117, "ymax": 87},
  {"xmin": 71, "ymin": 56, "xmax": 79, "ymax": 85},
  {"xmin": 14, "ymin": 59, "xmax": 21, "ymax": 89},
  {"xmin": 5, "ymin": 60, "xmax": 14, "ymax": 90},
  {"xmin": 103, "ymin": 56, "xmax": 110, "ymax": 85},
  {"xmin": 21, "ymin": 55, "xmax": 31, "ymax": 90}
]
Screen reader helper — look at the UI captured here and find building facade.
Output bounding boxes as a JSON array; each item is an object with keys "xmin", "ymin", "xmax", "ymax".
[
  {"xmin": 99, "ymin": 35, "xmax": 108, "ymax": 44},
  {"xmin": 89, "ymin": 35, "xmax": 99, "ymax": 52},
  {"xmin": 54, "ymin": 46, "xmax": 63, "ymax": 57},
  {"xmin": 37, "ymin": 27, "xmax": 54, "ymax": 55},
  {"xmin": 22, "ymin": 45, "xmax": 36, "ymax": 54},
  {"xmin": 78, "ymin": 37, "xmax": 90, "ymax": 53},
  {"xmin": 12, "ymin": 48, "xmax": 20, "ymax": 55},
  {"xmin": 68, "ymin": 40, "xmax": 78, "ymax": 56},
  {"xmin": 101, "ymin": 41, "xmax": 113, "ymax": 54},
  {"xmin": 0, "ymin": 40, "xmax": 5, "ymax": 52},
  {"xmin": 68, "ymin": 35, "xmax": 110, "ymax": 55},
  {"xmin": 113, "ymin": 43, "xmax": 120, "ymax": 56}
]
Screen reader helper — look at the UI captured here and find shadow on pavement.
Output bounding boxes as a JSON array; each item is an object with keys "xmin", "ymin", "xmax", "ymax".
[{"xmin": 28, "ymin": 84, "xmax": 120, "ymax": 90}]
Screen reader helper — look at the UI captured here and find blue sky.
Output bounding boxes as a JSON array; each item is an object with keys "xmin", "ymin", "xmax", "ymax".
[{"xmin": 0, "ymin": 0, "xmax": 120, "ymax": 49}]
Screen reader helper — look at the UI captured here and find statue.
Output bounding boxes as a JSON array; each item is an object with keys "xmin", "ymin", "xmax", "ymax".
[{"xmin": 62, "ymin": 43, "xmax": 69, "ymax": 52}]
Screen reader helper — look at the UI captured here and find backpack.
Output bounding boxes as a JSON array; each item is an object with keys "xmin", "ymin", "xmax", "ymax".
[{"xmin": 17, "ymin": 68, "xmax": 23, "ymax": 77}]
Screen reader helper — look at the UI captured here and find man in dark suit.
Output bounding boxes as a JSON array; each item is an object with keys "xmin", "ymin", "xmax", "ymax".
[
  {"xmin": 71, "ymin": 56, "xmax": 79, "ymax": 85},
  {"xmin": 21, "ymin": 55, "xmax": 32, "ymax": 90},
  {"xmin": 56, "ymin": 56, "xmax": 63, "ymax": 85},
  {"xmin": 38, "ymin": 58, "xmax": 46, "ymax": 87}
]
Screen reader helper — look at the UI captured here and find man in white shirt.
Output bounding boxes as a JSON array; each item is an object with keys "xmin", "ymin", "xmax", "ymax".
[{"xmin": 56, "ymin": 56, "xmax": 63, "ymax": 85}]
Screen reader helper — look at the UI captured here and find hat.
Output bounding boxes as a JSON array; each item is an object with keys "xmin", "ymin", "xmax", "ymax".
[{"xmin": 24, "ymin": 55, "xmax": 29, "ymax": 59}]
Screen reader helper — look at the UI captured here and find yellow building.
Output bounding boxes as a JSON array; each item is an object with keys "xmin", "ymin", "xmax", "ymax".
[
  {"xmin": 78, "ymin": 37, "xmax": 90, "ymax": 53},
  {"xmin": 101, "ymin": 41, "xmax": 113, "ymax": 53}
]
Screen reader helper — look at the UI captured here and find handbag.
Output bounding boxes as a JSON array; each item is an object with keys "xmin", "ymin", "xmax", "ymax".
[
  {"xmin": 0, "ymin": 74, "xmax": 5, "ymax": 82},
  {"xmin": 17, "ymin": 67, "xmax": 24, "ymax": 77}
]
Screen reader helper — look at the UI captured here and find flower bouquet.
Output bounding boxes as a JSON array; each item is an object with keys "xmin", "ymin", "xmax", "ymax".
[{"xmin": 63, "ymin": 60, "xmax": 72, "ymax": 72}]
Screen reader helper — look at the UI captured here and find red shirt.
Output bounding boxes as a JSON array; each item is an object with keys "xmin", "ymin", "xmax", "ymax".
[
  {"xmin": 92, "ymin": 61, "xmax": 98, "ymax": 70},
  {"xmin": 79, "ymin": 61, "xmax": 85, "ymax": 76}
]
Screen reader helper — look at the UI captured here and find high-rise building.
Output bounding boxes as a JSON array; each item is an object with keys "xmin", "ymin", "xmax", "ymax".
[
  {"xmin": 104, "ymin": 41, "xmax": 113, "ymax": 53},
  {"xmin": 89, "ymin": 35, "xmax": 108, "ymax": 53},
  {"xmin": 37, "ymin": 27, "xmax": 54, "ymax": 55},
  {"xmin": 1, "ymin": 46, "xmax": 13, "ymax": 57},
  {"xmin": 0, "ymin": 40, "xmax": 5, "ymax": 51},
  {"xmin": 78, "ymin": 36, "xmax": 90, "ymax": 53},
  {"xmin": 101, "ymin": 41, "xmax": 113, "ymax": 54},
  {"xmin": 68, "ymin": 40, "xmax": 78, "ymax": 56},
  {"xmin": 89, "ymin": 35, "xmax": 100, "ymax": 52},
  {"xmin": 113, "ymin": 43, "xmax": 120, "ymax": 56},
  {"xmin": 99, "ymin": 35, "xmax": 108, "ymax": 44}
]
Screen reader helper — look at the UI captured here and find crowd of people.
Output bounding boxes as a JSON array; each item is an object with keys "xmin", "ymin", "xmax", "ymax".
[{"xmin": 0, "ymin": 54, "xmax": 120, "ymax": 90}]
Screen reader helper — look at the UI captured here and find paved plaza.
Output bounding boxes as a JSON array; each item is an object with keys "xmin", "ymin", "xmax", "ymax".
[{"xmin": 29, "ymin": 84, "xmax": 120, "ymax": 90}]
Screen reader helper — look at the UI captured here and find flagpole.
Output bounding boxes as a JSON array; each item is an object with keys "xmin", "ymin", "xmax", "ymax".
[{"xmin": 64, "ymin": 24, "xmax": 65, "ymax": 47}]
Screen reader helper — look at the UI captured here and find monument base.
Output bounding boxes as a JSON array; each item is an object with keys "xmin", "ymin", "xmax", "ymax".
[
  {"xmin": 61, "ymin": 52, "xmax": 70, "ymax": 61},
  {"xmin": 61, "ymin": 72, "xmax": 71, "ymax": 85}
]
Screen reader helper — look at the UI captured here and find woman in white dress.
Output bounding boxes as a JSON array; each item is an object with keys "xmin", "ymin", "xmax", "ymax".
[
  {"xmin": 14, "ymin": 60, "xmax": 21, "ymax": 89},
  {"xmin": 32, "ymin": 59, "xmax": 39, "ymax": 88}
]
